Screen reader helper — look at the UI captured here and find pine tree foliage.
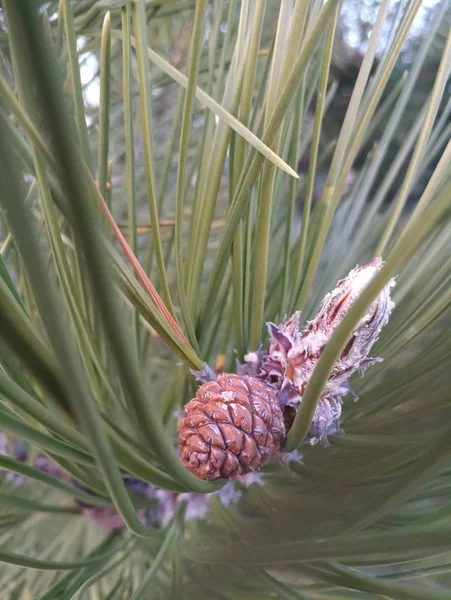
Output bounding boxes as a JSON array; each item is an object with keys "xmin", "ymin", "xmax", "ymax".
[{"xmin": 0, "ymin": 0, "xmax": 450, "ymax": 598}]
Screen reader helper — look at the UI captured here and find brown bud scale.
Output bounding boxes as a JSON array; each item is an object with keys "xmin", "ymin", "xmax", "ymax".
[{"xmin": 178, "ymin": 373, "xmax": 285, "ymax": 480}]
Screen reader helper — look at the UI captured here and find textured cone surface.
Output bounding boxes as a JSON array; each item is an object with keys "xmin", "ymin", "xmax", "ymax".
[{"xmin": 178, "ymin": 373, "xmax": 286, "ymax": 480}]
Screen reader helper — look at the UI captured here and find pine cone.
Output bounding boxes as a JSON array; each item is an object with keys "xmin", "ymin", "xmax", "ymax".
[{"xmin": 178, "ymin": 373, "xmax": 286, "ymax": 480}]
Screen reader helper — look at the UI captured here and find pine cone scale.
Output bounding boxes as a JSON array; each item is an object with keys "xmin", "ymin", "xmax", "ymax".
[
  {"xmin": 219, "ymin": 423, "xmax": 243, "ymax": 455},
  {"xmin": 185, "ymin": 435, "xmax": 209, "ymax": 453},
  {"xmin": 228, "ymin": 403, "xmax": 253, "ymax": 433},
  {"xmin": 240, "ymin": 434, "xmax": 258, "ymax": 465},
  {"xmin": 197, "ymin": 424, "xmax": 225, "ymax": 449},
  {"xmin": 205, "ymin": 403, "xmax": 230, "ymax": 423}
]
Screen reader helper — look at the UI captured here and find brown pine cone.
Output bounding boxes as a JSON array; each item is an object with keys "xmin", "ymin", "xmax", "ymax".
[{"xmin": 178, "ymin": 373, "xmax": 286, "ymax": 480}]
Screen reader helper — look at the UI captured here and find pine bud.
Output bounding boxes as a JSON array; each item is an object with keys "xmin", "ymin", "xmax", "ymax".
[
  {"xmin": 286, "ymin": 257, "xmax": 394, "ymax": 395},
  {"xmin": 178, "ymin": 373, "xmax": 285, "ymax": 480},
  {"xmin": 240, "ymin": 258, "xmax": 395, "ymax": 444}
]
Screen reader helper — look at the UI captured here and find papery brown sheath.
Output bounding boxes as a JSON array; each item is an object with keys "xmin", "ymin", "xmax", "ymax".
[{"xmin": 240, "ymin": 258, "xmax": 395, "ymax": 445}]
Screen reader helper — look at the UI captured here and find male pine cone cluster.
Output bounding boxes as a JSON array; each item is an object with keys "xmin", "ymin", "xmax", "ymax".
[
  {"xmin": 178, "ymin": 373, "xmax": 285, "ymax": 480},
  {"xmin": 178, "ymin": 258, "xmax": 395, "ymax": 480}
]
